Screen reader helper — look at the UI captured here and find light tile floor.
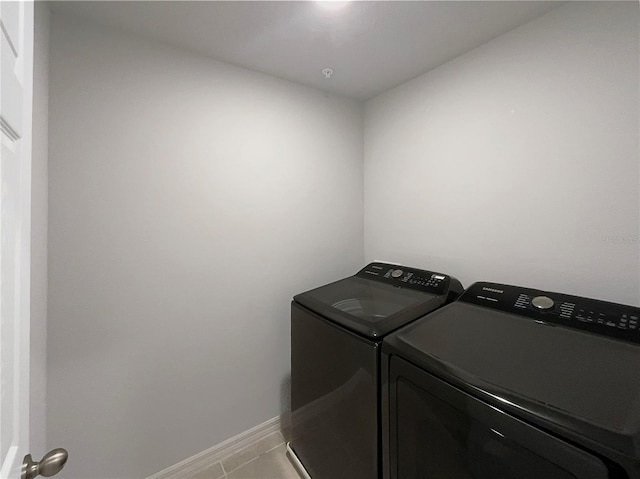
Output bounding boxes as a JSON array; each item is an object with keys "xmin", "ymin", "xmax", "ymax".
[
  {"xmin": 188, "ymin": 431, "xmax": 301, "ymax": 479},
  {"xmin": 226, "ymin": 444, "xmax": 301, "ymax": 479}
]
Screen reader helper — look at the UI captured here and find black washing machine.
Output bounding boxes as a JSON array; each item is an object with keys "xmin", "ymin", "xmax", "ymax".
[
  {"xmin": 288, "ymin": 262, "xmax": 463, "ymax": 479},
  {"xmin": 382, "ymin": 281, "xmax": 640, "ymax": 479}
]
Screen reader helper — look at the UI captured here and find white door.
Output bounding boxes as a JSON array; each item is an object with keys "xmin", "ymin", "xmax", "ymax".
[
  {"xmin": 0, "ymin": 0, "xmax": 34, "ymax": 477},
  {"xmin": 1, "ymin": 4, "xmax": 66, "ymax": 478}
]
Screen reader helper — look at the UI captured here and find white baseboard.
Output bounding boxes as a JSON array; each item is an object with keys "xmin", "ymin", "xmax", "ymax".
[{"xmin": 147, "ymin": 413, "xmax": 289, "ymax": 479}]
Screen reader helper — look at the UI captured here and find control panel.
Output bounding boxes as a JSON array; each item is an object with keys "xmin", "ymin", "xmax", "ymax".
[
  {"xmin": 461, "ymin": 282, "xmax": 640, "ymax": 344},
  {"xmin": 356, "ymin": 262, "xmax": 456, "ymax": 296}
]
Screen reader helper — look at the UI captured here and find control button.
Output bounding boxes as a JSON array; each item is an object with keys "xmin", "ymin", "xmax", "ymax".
[
  {"xmin": 391, "ymin": 269, "xmax": 403, "ymax": 278},
  {"xmin": 531, "ymin": 296, "xmax": 555, "ymax": 311}
]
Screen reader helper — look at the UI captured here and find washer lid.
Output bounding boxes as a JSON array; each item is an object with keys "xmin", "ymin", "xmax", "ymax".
[
  {"xmin": 294, "ymin": 263, "xmax": 459, "ymax": 339},
  {"xmin": 383, "ymin": 298, "xmax": 640, "ymax": 459}
]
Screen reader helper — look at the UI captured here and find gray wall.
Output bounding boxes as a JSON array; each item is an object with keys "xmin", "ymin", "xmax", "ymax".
[
  {"xmin": 31, "ymin": 1, "xmax": 49, "ymax": 459},
  {"xmin": 364, "ymin": 2, "xmax": 640, "ymax": 306},
  {"xmin": 46, "ymin": 2, "xmax": 639, "ymax": 478},
  {"xmin": 47, "ymin": 13, "xmax": 363, "ymax": 479}
]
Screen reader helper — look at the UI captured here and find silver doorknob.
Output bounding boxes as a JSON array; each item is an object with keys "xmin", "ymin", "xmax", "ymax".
[{"xmin": 22, "ymin": 448, "xmax": 68, "ymax": 479}]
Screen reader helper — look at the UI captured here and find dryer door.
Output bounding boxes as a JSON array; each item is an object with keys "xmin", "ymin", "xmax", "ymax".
[{"xmin": 387, "ymin": 357, "xmax": 609, "ymax": 479}]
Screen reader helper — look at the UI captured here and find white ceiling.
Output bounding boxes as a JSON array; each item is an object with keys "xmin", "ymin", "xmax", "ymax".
[{"xmin": 49, "ymin": 1, "xmax": 564, "ymax": 100}]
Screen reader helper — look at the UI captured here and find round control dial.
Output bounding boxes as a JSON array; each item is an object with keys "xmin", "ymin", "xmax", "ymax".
[
  {"xmin": 532, "ymin": 296, "xmax": 555, "ymax": 311},
  {"xmin": 391, "ymin": 269, "xmax": 404, "ymax": 278}
]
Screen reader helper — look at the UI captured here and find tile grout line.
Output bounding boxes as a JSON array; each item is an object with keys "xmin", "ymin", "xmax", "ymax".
[
  {"xmin": 220, "ymin": 458, "xmax": 230, "ymax": 477},
  {"xmin": 223, "ymin": 440, "xmax": 286, "ymax": 476},
  {"xmin": 148, "ymin": 415, "xmax": 286, "ymax": 479},
  {"xmin": 221, "ymin": 431, "xmax": 285, "ymax": 475}
]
